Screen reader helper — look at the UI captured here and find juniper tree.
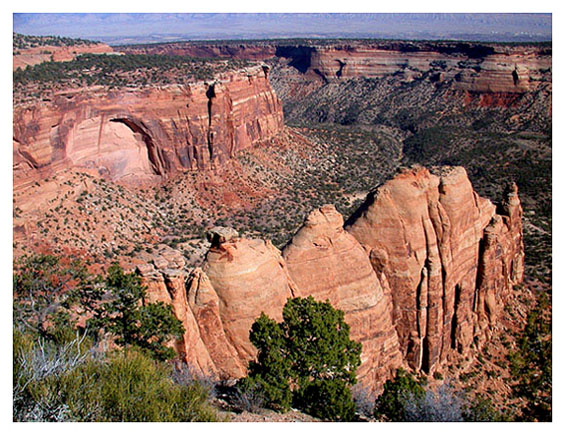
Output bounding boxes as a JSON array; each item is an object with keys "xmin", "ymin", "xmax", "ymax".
[
  {"xmin": 240, "ymin": 296, "xmax": 361, "ymax": 420},
  {"xmin": 89, "ymin": 264, "xmax": 184, "ymax": 360},
  {"xmin": 244, "ymin": 313, "xmax": 292, "ymax": 411},
  {"xmin": 373, "ymin": 368, "xmax": 426, "ymax": 421}
]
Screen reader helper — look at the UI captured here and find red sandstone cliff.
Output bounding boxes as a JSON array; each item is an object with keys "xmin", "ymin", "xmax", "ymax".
[
  {"xmin": 346, "ymin": 166, "xmax": 524, "ymax": 372},
  {"xmin": 135, "ymin": 166, "xmax": 524, "ymax": 390},
  {"xmin": 121, "ymin": 41, "xmax": 551, "ymax": 94},
  {"xmin": 13, "ymin": 65, "xmax": 283, "ymax": 188},
  {"xmin": 305, "ymin": 44, "xmax": 550, "ymax": 93}
]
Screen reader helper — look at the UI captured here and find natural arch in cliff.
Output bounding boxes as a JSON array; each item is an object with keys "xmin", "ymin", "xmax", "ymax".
[{"xmin": 65, "ymin": 115, "xmax": 162, "ymax": 180}]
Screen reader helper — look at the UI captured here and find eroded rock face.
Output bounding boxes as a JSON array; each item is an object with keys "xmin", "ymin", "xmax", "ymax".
[
  {"xmin": 136, "ymin": 245, "xmax": 246, "ymax": 379},
  {"xmin": 136, "ymin": 246, "xmax": 217, "ymax": 375},
  {"xmin": 136, "ymin": 166, "xmax": 524, "ymax": 389},
  {"xmin": 136, "ymin": 233, "xmax": 298, "ymax": 379},
  {"xmin": 282, "ymin": 204, "xmax": 403, "ymax": 390},
  {"xmin": 203, "ymin": 234, "xmax": 296, "ymax": 363},
  {"xmin": 13, "ymin": 65, "xmax": 283, "ymax": 187},
  {"xmin": 306, "ymin": 44, "xmax": 550, "ymax": 93},
  {"xmin": 473, "ymin": 183, "xmax": 524, "ymax": 346},
  {"xmin": 186, "ymin": 268, "xmax": 246, "ymax": 378},
  {"xmin": 346, "ymin": 166, "xmax": 524, "ymax": 372}
]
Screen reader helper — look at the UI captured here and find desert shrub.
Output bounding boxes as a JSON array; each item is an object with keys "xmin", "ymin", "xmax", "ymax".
[
  {"xmin": 92, "ymin": 351, "xmax": 219, "ymax": 422},
  {"xmin": 232, "ymin": 377, "xmax": 268, "ymax": 413},
  {"xmin": 351, "ymin": 384, "xmax": 376, "ymax": 418},
  {"xmin": 14, "ymin": 331, "xmax": 220, "ymax": 422},
  {"xmin": 403, "ymin": 382, "xmax": 465, "ymax": 422},
  {"xmin": 402, "ymin": 126, "xmax": 456, "ymax": 162},
  {"xmin": 171, "ymin": 361, "xmax": 217, "ymax": 399},
  {"xmin": 13, "ymin": 328, "xmax": 101, "ymax": 421},
  {"xmin": 374, "ymin": 372, "xmax": 512, "ymax": 422},
  {"xmin": 463, "ymin": 394, "xmax": 512, "ymax": 422},
  {"xmin": 13, "ymin": 254, "xmax": 99, "ymax": 339},
  {"xmin": 507, "ymin": 292, "xmax": 552, "ymax": 421},
  {"xmin": 241, "ymin": 296, "xmax": 361, "ymax": 420},
  {"xmin": 374, "ymin": 368, "xmax": 426, "ymax": 421}
]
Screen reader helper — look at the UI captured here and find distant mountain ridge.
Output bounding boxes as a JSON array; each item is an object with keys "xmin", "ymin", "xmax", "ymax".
[{"xmin": 14, "ymin": 13, "xmax": 552, "ymax": 45}]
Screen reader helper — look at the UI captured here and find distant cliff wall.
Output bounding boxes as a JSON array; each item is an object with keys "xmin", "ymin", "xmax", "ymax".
[{"xmin": 121, "ymin": 41, "xmax": 551, "ymax": 94}]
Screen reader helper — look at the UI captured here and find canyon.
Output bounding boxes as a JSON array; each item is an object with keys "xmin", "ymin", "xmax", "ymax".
[
  {"xmin": 13, "ymin": 39, "xmax": 551, "ymax": 191},
  {"xmin": 13, "ymin": 40, "xmax": 551, "ymax": 190},
  {"xmin": 12, "ymin": 38, "xmax": 549, "ymax": 403}
]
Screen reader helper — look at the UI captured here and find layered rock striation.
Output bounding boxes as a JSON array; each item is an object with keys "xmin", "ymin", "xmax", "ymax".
[
  {"xmin": 135, "ymin": 166, "xmax": 524, "ymax": 390},
  {"xmin": 202, "ymin": 228, "xmax": 297, "ymax": 363},
  {"xmin": 121, "ymin": 40, "xmax": 551, "ymax": 94},
  {"xmin": 136, "ymin": 244, "xmax": 246, "ymax": 379},
  {"xmin": 303, "ymin": 43, "xmax": 550, "ymax": 93},
  {"xmin": 13, "ymin": 65, "xmax": 283, "ymax": 187}
]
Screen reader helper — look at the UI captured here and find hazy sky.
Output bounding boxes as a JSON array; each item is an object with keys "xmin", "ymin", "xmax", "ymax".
[{"xmin": 13, "ymin": 13, "xmax": 552, "ymax": 44}]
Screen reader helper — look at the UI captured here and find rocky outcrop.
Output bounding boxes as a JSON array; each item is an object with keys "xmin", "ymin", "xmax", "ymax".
[
  {"xmin": 136, "ymin": 230, "xmax": 297, "ymax": 379},
  {"xmin": 186, "ymin": 267, "xmax": 247, "ymax": 378},
  {"xmin": 136, "ymin": 246, "xmax": 217, "ymax": 375},
  {"xmin": 202, "ymin": 229, "xmax": 296, "ymax": 363},
  {"xmin": 136, "ymin": 245, "xmax": 245, "ymax": 379},
  {"xmin": 13, "ymin": 43, "xmax": 113, "ymax": 71},
  {"xmin": 136, "ymin": 166, "xmax": 524, "ymax": 389},
  {"xmin": 346, "ymin": 166, "xmax": 524, "ymax": 372},
  {"xmin": 13, "ymin": 65, "xmax": 283, "ymax": 187},
  {"xmin": 282, "ymin": 204, "xmax": 403, "ymax": 388},
  {"xmin": 473, "ymin": 183, "xmax": 524, "ymax": 346}
]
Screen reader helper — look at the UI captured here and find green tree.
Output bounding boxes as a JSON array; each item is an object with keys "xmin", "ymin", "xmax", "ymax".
[
  {"xmin": 282, "ymin": 296, "xmax": 361, "ymax": 388},
  {"xmin": 89, "ymin": 264, "xmax": 184, "ymax": 360},
  {"xmin": 245, "ymin": 313, "xmax": 292, "ymax": 410},
  {"xmin": 507, "ymin": 292, "xmax": 552, "ymax": 421},
  {"xmin": 296, "ymin": 378, "xmax": 356, "ymax": 421},
  {"xmin": 240, "ymin": 296, "xmax": 362, "ymax": 420},
  {"xmin": 374, "ymin": 368, "xmax": 426, "ymax": 421},
  {"xmin": 136, "ymin": 302, "xmax": 185, "ymax": 360}
]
